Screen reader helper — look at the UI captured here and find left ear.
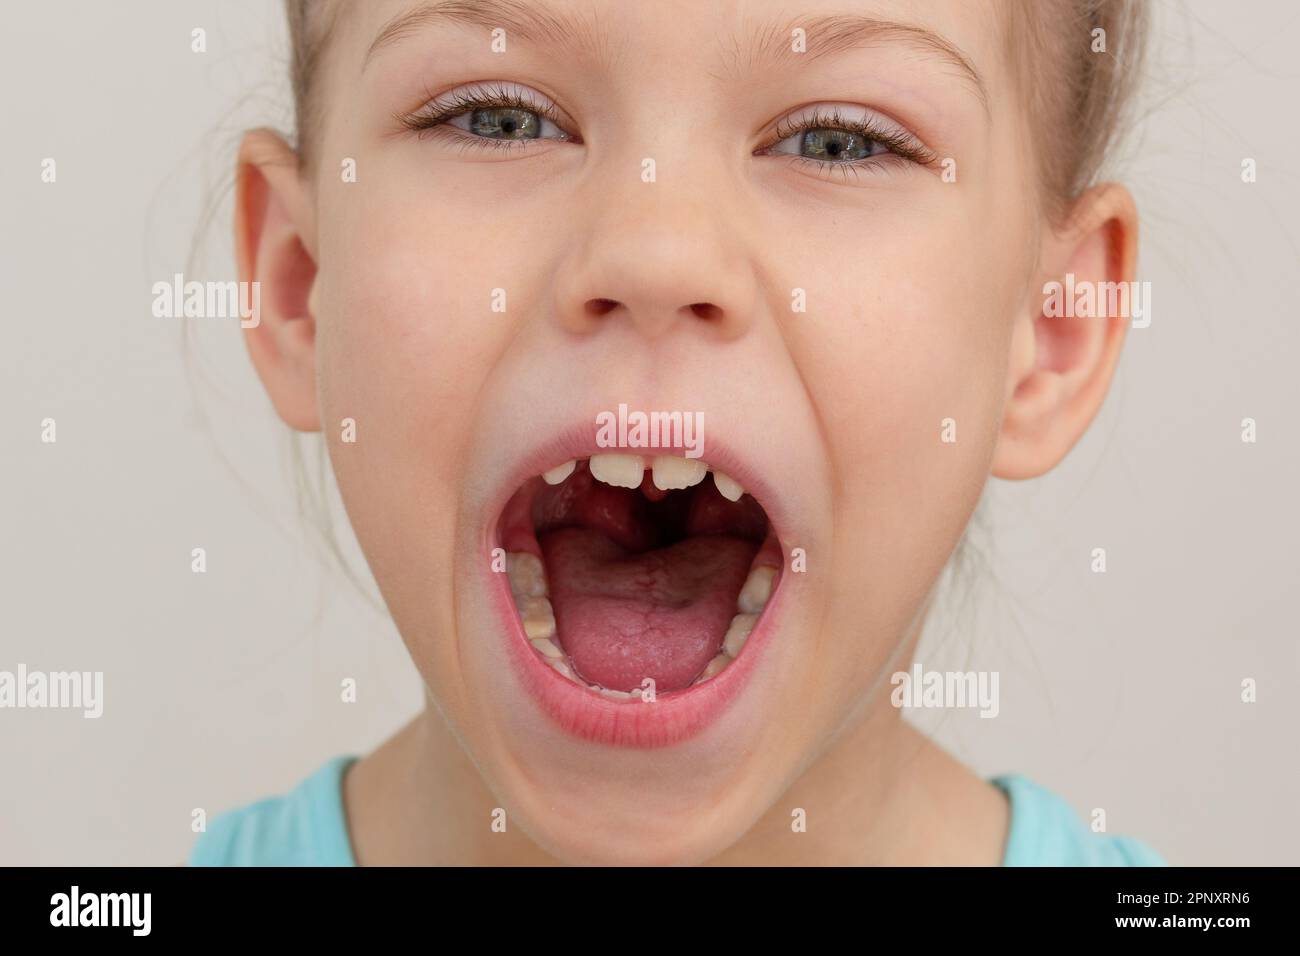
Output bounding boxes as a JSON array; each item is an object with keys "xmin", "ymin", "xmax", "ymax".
[{"xmin": 991, "ymin": 183, "xmax": 1139, "ymax": 479}]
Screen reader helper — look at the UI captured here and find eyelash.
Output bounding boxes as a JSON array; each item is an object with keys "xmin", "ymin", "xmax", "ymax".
[{"xmin": 400, "ymin": 88, "xmax": 936, "ymax": 173}]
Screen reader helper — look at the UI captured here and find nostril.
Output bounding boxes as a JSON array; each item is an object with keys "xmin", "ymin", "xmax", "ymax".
[
  {"xmin": 689, "ymin": 302, "xmax": 723, "ymax": 321},
  {"xmin": 585, "ymin": 298, "xmax": 620, "ymax": 317}
]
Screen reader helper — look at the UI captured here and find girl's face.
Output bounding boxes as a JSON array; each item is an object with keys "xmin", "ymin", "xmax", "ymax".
[{"xmin": 242, "ymin": 0, "xmax": 1133, "ymax": 863}]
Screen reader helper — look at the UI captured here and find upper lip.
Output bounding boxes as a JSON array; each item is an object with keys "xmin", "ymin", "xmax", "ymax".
[{"xmin": 481, "ymin": 414, "xmax": 795, "ymax": 551}]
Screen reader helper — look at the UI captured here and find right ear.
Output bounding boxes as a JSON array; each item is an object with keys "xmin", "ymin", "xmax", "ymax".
[{"xmin": 235, "ymin": 128, "xmax": 320, "ymax": 432}]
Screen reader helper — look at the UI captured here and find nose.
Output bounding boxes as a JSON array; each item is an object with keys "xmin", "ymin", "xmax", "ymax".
[{"xmin": 551, "ymin": 167, "xmax": 758, "ymax": 342}]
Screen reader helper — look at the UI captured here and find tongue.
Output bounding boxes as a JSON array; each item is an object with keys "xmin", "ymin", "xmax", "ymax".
[{"xmin": 540, "ymin": 527, "xmax": 758, "ymax": 693}]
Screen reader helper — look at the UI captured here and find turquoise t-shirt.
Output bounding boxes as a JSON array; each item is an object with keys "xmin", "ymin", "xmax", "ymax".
[{"xmin": 188, "ymin": 756, "xmax": 1165, "ymax": 866}]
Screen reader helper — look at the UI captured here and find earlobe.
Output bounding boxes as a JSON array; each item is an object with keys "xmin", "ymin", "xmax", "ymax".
[
  {"xmin": 235, "ymin": 128, "xmax": 321, "ymax": 432},
  {"xmin": 991, "ymin": 184, "xmax": 1139, "ymax": 480}
]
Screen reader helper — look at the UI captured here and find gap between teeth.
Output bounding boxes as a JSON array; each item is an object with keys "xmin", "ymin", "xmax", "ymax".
[
  {"xmin": 506, "ymin": 548, "xmax": 776, "ymax": 693},
  {"xmin": 543, "ymin": 453, "xmax": 746, "ymax": 502}
]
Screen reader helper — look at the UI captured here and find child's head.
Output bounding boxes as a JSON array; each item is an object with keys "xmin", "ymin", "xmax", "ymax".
[{"xmin": 237, "ymin": 0, "xmax": 1146, "ymax": 864}]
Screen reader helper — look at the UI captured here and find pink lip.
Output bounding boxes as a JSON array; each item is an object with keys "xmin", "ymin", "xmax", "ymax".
[{"xmin": 480, "ymin": 420, "xmax": 791, "ymax": 748}]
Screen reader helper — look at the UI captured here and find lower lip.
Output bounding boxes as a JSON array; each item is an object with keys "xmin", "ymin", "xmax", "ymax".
[{"xmin": 488, "ymin": 560, "xmax": 783, "ymax": 749}]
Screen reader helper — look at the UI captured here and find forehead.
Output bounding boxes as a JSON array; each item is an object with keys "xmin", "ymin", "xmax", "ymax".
[{"xmin": 329, "ymin": 0, "xmax": 1010, "ymax": 96}]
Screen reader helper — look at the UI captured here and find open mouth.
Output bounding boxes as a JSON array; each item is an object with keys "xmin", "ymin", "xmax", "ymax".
[{"xmin": 497, "ymin": 454, "xmax": 782, "ymax": 699}]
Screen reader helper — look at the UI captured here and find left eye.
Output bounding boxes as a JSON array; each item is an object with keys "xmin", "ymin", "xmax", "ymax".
[
  {"xmin": 768, "ymin": 127, "xmax": 891, "ymax": 162},
  {"xmin": 758, "ymin": 105, "xmax": 933, "ymax": 170},
  {"xmin": 444, "ymin": 106, "xmax": 568, "ymax": 141}
]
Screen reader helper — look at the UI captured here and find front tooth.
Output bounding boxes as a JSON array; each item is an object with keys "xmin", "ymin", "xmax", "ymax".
[
  {"xmin": 542, "ymin": 459, "xmax": 576, "ymax": 485},
  {"xmin": 713, "ymin": 470, "xmax": 745, "ymax": 502},
  {"xmin": 530, "ymin": 636, "xmax": 564, "ymax": 659},
  {"xmin": 589, "ymin": 453, "xmax": 645, "ymax": 489},
  {"xmin": 737, "ymin": 566, "xmax": 776, "ymax": 613},
  {"xmin": 599, "ymin": 687, "xmax": 633, "ymax": 700},
  {"xmin": 651, "ymin": 456, "xmax": 707, "ymax": 490},
  {"xmin": 507, "ymin": 552, "xmax": 547, "ymax": 597},
  {"xmin": 520, "ymin": 596, "xmax": 556, "ymax": 640},
  {"xmin": 722, "ymin": 613, "xmax": 758, "ymax": 657},
  {"xmin": 700, "ymin": 654, "xmax": 731, "ymax": 681}
]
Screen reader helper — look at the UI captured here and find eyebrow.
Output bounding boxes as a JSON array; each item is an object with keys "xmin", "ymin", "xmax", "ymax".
[
  {"xmin": 364, "ymin": 0, "xmax": 610, "ymax": 70},
  {"xmin": 363, "ymin": 0, "xmax": 989, "ymax": 115},
  {"xmin": 730, "ymin": 14, "xmax": 989, "ymax": 114}
]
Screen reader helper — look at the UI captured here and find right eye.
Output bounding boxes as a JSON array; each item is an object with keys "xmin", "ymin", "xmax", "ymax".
[
  {"xmin": 444, "ymin": 105, "xmax": 565, "ymax": 141},
  {"xmin": 401, "ymin": 82, "xmax": 579, "ymax": 150}
]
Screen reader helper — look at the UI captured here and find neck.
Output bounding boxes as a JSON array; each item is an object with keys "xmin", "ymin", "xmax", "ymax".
[{"xmin": 344, "ymin": 694, "xmax": 1008, "ymax": 866}]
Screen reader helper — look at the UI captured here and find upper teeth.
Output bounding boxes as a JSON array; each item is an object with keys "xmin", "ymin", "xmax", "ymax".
[
  {"xmin": 588, "ymin": 453, "xmax": 644, "ymax": 489},
  {"xmin": 555, "ymin": 454, "xmax": 746, "ymax": 501},
  {"xmin": 651, "ymin": 455, "xmax": 707, "ymax": 490},
  {"xmin": 712, "ymin": 470, "xmax": 744, "ymax": 501},
  {"xmin": 542, "ymin": 460, "xmax": 576, "ymax": 485}
]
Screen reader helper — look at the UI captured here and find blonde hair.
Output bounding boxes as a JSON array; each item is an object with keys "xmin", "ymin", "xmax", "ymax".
[{"xmin": 1007, "ymin": 0, "xmax": 1149, "ymax": 219}]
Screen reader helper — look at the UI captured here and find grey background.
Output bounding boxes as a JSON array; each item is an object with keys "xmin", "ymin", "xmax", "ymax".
[{"xmin": 1, "ymin": 1, "xmax": 1296, "ymax": 865}]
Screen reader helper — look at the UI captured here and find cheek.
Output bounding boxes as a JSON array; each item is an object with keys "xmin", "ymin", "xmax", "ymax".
[
  {"xmin": 308, "ymin": 169, "xmax": 531, "ymax": 622},
  {"xmin": 817, "ymin": 231, "xmax": 1014, "ymax": 469},
  {"xmin": 312, "ymin": 149, "xmax": 569, "ymax": 435},
  {"xmin": 781, "ymin": 198, "xmax": 1023, "ymax": 623}
]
